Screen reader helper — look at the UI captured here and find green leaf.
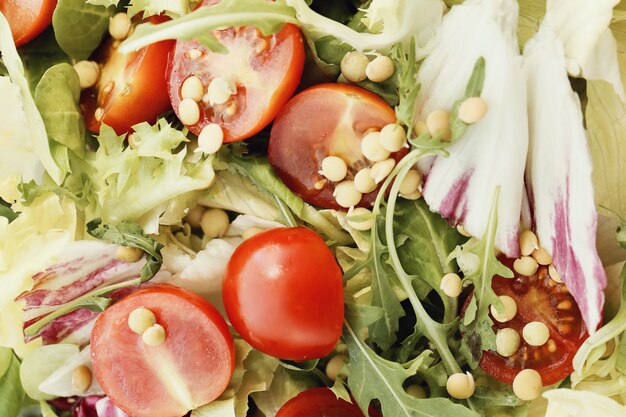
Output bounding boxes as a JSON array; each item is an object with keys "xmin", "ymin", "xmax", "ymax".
[
  {"xmin": 52, "ymin": 0, "xmax": 114, "ymax": 60},
  {"xmin": 126, "ymin": 0, "xmax": 191, "ymax": 17},
  {"xmin": 251, "ymin": 366, "xmax": 317, "ymax": 417},
  {"xmin": 20, "ymin": 344, "xmax": 79, "ymax": 401},
  {"xmin": 0, "ymin": 347, "xmax": 13, "ymax": 380},
  {"xmin": 121, "ymin": 0, "xmax": 297, "ymax": 53},
  {"xmin": 34, "ymin": 64, "xmax": 85, "ymax": 155},
  {"xmin": 17, "ymin": 28, "xmax": 70, "ymax": 91},
  {"xmin": 449, "ymin": 57, "xmax": 486, "ymax": 141},
  {"xmin": 344, "ymin": 322, "xmax": 478, "ymax": 417},
  {"xmin": 40, "ymin": 401, "xmax": 60, "ymax": 417},
  {"xmin": 450, "ymin": 187, "xmax": 512, "ymax": 368},
  {"xmin": 0, "ymin": 351, "xmax": 24, "ymax": 417},
  {"xmin": 87, "ymin": 219, "xmax": 163, "ymax": 282},
  {"xmin": 0, "ymin": 202, "xmax": 17, "ymax": 223},
  {"xmin": 392, "ymin": 40, "xmax": 420, "ymax": 130}
]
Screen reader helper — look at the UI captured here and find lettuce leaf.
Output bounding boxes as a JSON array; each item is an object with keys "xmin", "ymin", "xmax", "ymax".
[
  {"xmin": 415, "ymin": 0, "xmax": 528, "ymax": 258},
  {"xmin": 543, "ymin": 389, "xmax": 626, "ymax": 417},
  {"xmin": 0, "ymin": 348, "xmax": 25, "ymax": 417}
]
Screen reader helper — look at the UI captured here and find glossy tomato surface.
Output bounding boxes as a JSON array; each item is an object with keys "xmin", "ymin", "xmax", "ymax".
[
  {"xmin": 276, "ymin": 388, "xmax": 370, "ymax": 417},
  {"xmin": 167, "ymin": 0, "xmax": 304, "ymax": 142},
  {"xmin": 223, "ymin": 227, "xmax": 344, "ymax": 360},
  {"xmin": 473, "ymin": 258, "xmax": 588, "ymax": 385},
  {"xmin": 91, "ymin": 284, "xmax": 235, "ymax": 417},
  {"xmin": 81, "ymin": 18, "xmax": 174, "ymax": 135},
  {"xmin": 268, "ymin": 83, "xmax": 403, "ymax": 210},
  {"xmin": 1, "ymin": 0, "xmax": 56, "ymax": 46}
]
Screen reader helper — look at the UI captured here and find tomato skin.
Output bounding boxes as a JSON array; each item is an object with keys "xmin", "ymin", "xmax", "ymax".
[
  {"xmin": 269, "ymin": 84, "xmax": 404, "ymax": 210},
  {"xmin": 462, "ymin": 258, "xmax": 589, "ymax": 386},
  {"xmin": 1, "ymin": 0, "xmax": 56, "ymax": 47},
  {"xmin": 91, "ymin": 284, "xmax": 235, "ymax": 417},
  {"xmin": 276, "ymin": 388, "xmax": 370, "ymax": 417},
  {"xmin": 223, "ymin": 227, "xmax": 344, "ymax": 361},
  {"xmin": 81, "ymin": 20, "xmax": 174, "ymax": 135},
  {"xmin": 167, "ymin": 2, "xmax": 305, "ymax": 142}
]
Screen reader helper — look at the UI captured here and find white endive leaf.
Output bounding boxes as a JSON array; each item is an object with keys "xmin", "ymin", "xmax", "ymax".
[
  {"xmin": 543, "ymin": 389, "xmax": 626, "ymax": 417},
  {"xmin": 524, "ymin": 26, "xmax": 607, "ymax": 333},
  {"xmin": 416, "ymin": 0, "xmax": 528, "ymax": 257},
  {"xmin": 543, "ymin": 0, "xmax": 624, "ymax": 98}
]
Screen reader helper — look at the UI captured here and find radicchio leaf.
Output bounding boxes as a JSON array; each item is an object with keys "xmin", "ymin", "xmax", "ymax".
[
  {"xmin": 415, "ymin": 0, "xmax": 528, "ymax": 257},
  {"xmin": 524, "ymin": 26, "xmax": 607, "ymax": 332}
]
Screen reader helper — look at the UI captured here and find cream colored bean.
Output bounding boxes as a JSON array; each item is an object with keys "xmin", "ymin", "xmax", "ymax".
[
  {"xmin": 446, "ymin": 372, "xmax": 475, "ymax": 400},
  {"xmin": 142, "ymin": 324, "xmax": 166, "ymax": 346},
  {"xmin": 458, "ymin": 97, "xmax": 488, "ymax": 124},
  {"xmin": 178, "ymin": 98, "xmax": 201, "ymax": 125},
  {"xmin": 440, "ymin": 273, "xmax": 462, "ymax": 298},
  {"xmin": 496, "ymin": 328, "xmax": 521, "ymax": 357},
  {"xmin": 370, "ymin": 158, "xmax": 396, "ymax": 184},
  {"xmin": 116, "ymin": 246, "xmax": 143, "ymax": 263},
  {"xmin": 399, "ymin": 170, "xmax": 421, "ymax": 196},
  {"xmin": 380, "ymin": 124, "xmax": 407, "ymax": 152},
  {"xmin": 128, "ymin": 307, "xmax": 157, "ymax": 335},
  {"xmin": 73, "ymin": 61, "xmax": 100, "ymax": 89},
  {"xmin": 320, "ymin": 156, "xmax": 348, "ymax": 182},
  {"xmin": 200, "ymin": 208, "xmax": 230, "ymax": 238},
  {"xmin": 512, "ymin": 369, "xmax": 542, "ymax": 401},
  {"xmin": 109, "ymin": 13, "xmax": 132, "ymax": 40},
  {"xmin": 197, "ymin": 123, "xmax": 224, "ymax": 155},
  {"xmin": 334, "ymin": 181, "xmax": 362, "ymax": 208},
  {"xmin": 548, "ymin": 264, "xmax": 563, "ymax": 283},
  {"xmin": 490, "ymin": 295, "xmax": 517, "ymax": 323},
  {"xmin": 207, "ymin": 77, "xmax": 236, "ymax": 105},
  {"xmin": 426, "ymin": 110, "xmax": 451, "ymax": 140},
  {"xmin": 523, "ymin": 321, "xmax": 550, "ymax": 347},
  {"xmin": 414, "ymin": 120, "xmax": 428, "ymax": 136},
  {"xmin": 181, "ymin": 76, "xmax": 205, "ymax": 102},
  {"xmin": 513, "ymin": 256, "xmax": 539, "ymax": 276},
  {"xmin": 365, "ymin": 56, "xmax": 395, "ymax": 82},
  {"xmin": 532, "ymin": 246, "xmax": 552, "ymax": 265},
  {"xmin": 340, "ymin": 51, "xmax": 369, "ymax": 83},
  {"xmin": 519, "ymin": 230, "xmax": 539, "ymax": 257},
  {"xmin": 325, "ymin": 354, "xmax": 347, "ymax": 381},
  {"xmin": 71, "ymin": 365, "xmax": 92, "ymax": 393},
  {"xmin": 354, "ymin": 168, "xmax": 377, "ymax": 193},
  {"xmin": 361, "ymin": 131, "xmax": 390, "ymax": 162},
  {"xmin": 347, "ymin": 207, "xmax": 374, "ymax": 231},
  {"xmin": 400, "ymin": 190, "xmax": 422, "ymax": 200},
  {"xmin": 185, "ymin": 205, "xmax": 206, "ymax": 229}
]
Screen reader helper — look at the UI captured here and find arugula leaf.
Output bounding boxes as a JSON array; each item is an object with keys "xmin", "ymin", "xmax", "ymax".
[
  {"xmin": 87, "ymin": 219, "xmax": 163, "ymax": 282},
  {"xmin": 449, "ymin": 57, "xmax": 486, "ymax": 140},
  {"xmin": 450, "ymin": 187, "xmax": 513, "ymax": 368},
  {"xmin": 52, "ymin": 0, "xmax": 114, "ymax": 60},
  {"xmin": 392, "ymin": 39, "xmax": 420, "ymax": 130},
  {"xmin": 0, "ymin": 201, "xmax": 17, "ymax": 223},
  {"xmin": 0, "ymin": 349, "xmax": 24, "ymax": 417},
  {"xmin": 127, "ymin": 0, "xmax": 191, "ymax": 17},
  {"xmin": 344, "ymin": 321, "xmax": 478, "ymax": 417},
  {"xmin": 120, "ymin": 0, "xmax": 297, "ymax": 53}
]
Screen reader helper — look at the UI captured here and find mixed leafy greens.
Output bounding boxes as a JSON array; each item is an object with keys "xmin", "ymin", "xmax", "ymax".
[{"xmin": 0, "ymin": 0, "xmax": 625, "ymax": 417}]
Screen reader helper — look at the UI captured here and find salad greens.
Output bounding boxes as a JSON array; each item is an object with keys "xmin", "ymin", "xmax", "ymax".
[{"xmin": 0, "ymin": 0, "xmax": 626, "ymax": 417}]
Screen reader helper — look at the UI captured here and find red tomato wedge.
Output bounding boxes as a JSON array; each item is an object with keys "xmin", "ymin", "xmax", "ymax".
[
  {"xmin": 465, "ymin": 258, "xmax": 588, "ymax": 385},
  {"xmin": 0, "ymin": 0, "xmax": 56, "ymax": 47},
  {"xmin": 223, "ymin": 227, "xmax": 344, "ymax": 361},
  {"xmin": 81, "ymin": 18, "xmax": 174, "ymax": 135},
  {"xmin": 167, "ymin": 0, "xmax": 304, "ymax": 142},
  {"xmin": 90, "ymin": 284, "xmax": 235, "ymax": 417},
  {"xmin": 276, "ymin": 388, "xmax": 371, "ymax": 417},
  {"xmin": 268, "ymin": 84, "xmax": 404, "ymax": 210}
]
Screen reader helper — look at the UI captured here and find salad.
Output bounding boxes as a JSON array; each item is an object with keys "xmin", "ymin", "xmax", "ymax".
[{"xmin": 0, "ymin": 0, "xmax": 625, "ymax": 416}]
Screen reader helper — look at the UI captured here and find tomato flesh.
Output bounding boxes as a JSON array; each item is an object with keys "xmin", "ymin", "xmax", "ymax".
[
  {"xmin": 1, "ymin": 0, "xmax": 56, "ymax": 47},
  {"xmin": 81, "ymin": 20, "xmax": 174, "ymax": 135},
  {"xmin": 476, "ymin": 258, "xmax": 588, "ymax": 385},
  {"xmin": 269, "ymin": 83, "xmax": 404, "ymax": 210},
  {"xmin": 222, "ymin": 227, "xmax": 344, "ymax": 361},
  {"xmin": 276, "ymin": 388, "xmax": 369, "ymax": 417},
  {"xmin": 167, "ymin": 0, "xmax": 304, "ymax": 142},
  {"xmin": 91, "ymin": 284, "xmax": 235, "ymax": 417}
]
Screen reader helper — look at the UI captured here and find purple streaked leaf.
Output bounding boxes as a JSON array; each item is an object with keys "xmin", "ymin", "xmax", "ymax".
[
  {"xmin": 524, "ymin": 26, "xmax": 607, "ymax": 332},
  {"xmin": 415, "ymin": 0, "xmax": 528, "ymax": 258}
]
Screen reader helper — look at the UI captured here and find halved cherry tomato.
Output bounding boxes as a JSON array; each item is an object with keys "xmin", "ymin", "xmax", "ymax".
[
  {"xmin": 276, "ymin": 388, "xmax": 373, "ymax": 417},
  {"xmin": 167, "ymin": 0, "xmax": 305, "ymax": 142},
  {"xmin": 90, "ymin": 284, "xmax": 235, "ymax": 417},
  {"xmin": 268, "ymin": 84, "xmax": 405, "ymax": 210},
  {"xmin": 463, "ymin": 258, "xmax": 588, "ymax": 385},
  {"xmin": 223, "ymin": 227, "xmax": 343, "ymax": 361},
  {"xmin": 0, "ymin": 0, "xmax": 56, "ymax": 47},
  {"xmin": 80, "ymin": 17, "xmax": 174, "ymax": 135}
]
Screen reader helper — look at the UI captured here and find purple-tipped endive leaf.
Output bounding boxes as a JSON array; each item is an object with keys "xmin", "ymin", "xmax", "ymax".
[
  {"xmin": 415, "ymin": 0, "xmax": 528, "ymax": 257},
  {"xmin": 524, "ymin": 26, "xmax": 607, "ymax": 333}
]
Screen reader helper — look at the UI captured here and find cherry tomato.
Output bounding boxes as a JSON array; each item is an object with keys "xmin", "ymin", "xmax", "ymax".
[
  {"xmin": 464, "ymin": 258, "xmax": 588, "ymax": 385},
  {"xmin": 0, "ymin": 0, "xmax": 56, "ymax": 47},
  {"xmin": 268, "ymin": 84, "xmax": 404, "ymax": 210},
  {"xmin": 80, "ymin": 18, "xmax": 174, "ymax": 135},
  {"xmin": 90, "ymin": 284, "xmax": 235, "ymax": 417},
  {"xmin": 223, "ymin": 227, "xmax": 343, "ymax": 361},
  {"xmin": 167, "ymin": 0, "xmax": 305, "ymax": 142},
  {"xmin": 276, "ymin": 388, "xmax": 371, "ymax": 417}
]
